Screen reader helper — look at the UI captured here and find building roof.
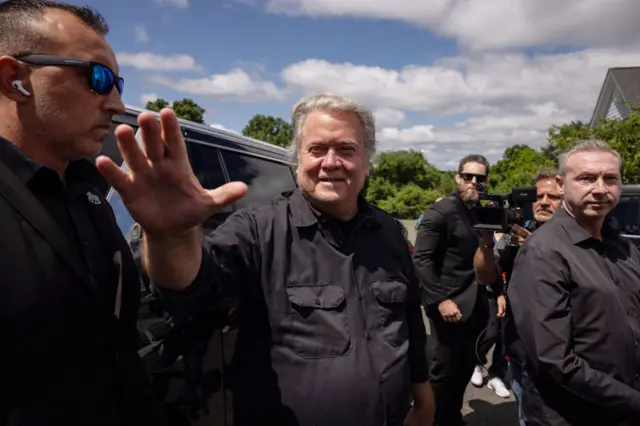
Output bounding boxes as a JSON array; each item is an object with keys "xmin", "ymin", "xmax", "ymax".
[{"xmin": 589, "ymin": 67, "xmax": 640, "ymax": 127}]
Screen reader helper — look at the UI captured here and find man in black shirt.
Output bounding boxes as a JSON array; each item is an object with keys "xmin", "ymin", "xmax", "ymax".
[
  {"xmin": 99, "ymin": 93, "xmax": 434, "ymax": 426},
  {"xmin": 508, "ymin": 140, "xmax": 640, "ymax": 426},
  {"xmin": 473, "ymin": 167, "xmax": 562, "ymax": 426},
  {"xmin": 413, "ymin": 154, "xmax": 495, "ymax": 426},
  {"xmin": 0, "ymin": 1, "xmax": 166, "ymax": 425}
]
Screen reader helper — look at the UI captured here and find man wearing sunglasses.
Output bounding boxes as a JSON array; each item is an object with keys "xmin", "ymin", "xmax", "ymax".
[
  {"xmin": 413, "ymin": 154, "xmax": 497, "ymax": 426},
  {"xmin": 0, "ymin": 1, "xmax": 166, "ymax": 425}
]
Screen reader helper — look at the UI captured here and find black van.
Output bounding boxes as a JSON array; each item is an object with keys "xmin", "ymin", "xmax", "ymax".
[
  {"xmin": 610, "ymin": 185, "xmax": 640, "ymax": 248},
  {"xmin": 103, "ymin": 106, "xmax": 298, "ymax": 425}
]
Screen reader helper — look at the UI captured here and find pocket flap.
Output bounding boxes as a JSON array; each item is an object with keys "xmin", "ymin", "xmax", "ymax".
[
  {"xmin": 372, "ymin": 280, "xmax": 408, "ymax": 304},
  {"xmin": 286, "ymin": 285, "xmax": 345, "ymax": 309}
]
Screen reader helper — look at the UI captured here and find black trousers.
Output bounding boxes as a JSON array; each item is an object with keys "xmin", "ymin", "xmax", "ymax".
[
  {"xmin": 477, "ymin": 291, "xmax": 508, "ymax": 380},
  {"xmin": 426, "ymin": 296, "xmax": 488, "ymax": 426}
]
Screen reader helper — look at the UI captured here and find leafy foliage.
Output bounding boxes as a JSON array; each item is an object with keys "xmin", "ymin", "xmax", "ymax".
[
  {"xmin": 145, "ymin": 97, "xmax": 206, "ymax": 124},
  {"xmin": 242, "ymin": 114, "xmax": 293, "ymax": 148}
]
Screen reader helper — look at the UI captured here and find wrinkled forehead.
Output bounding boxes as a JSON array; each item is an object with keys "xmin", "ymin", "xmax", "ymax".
[
  {"xmin": 460, "ymin": 161, "xmax": 487, "ymax": 175},
  {"xmin": 536, "ymin": 179, "xmax": 560, "ymax": 194},
  {"xmin": 300, "ymin": 110, "xmax": 365, "ymax": 144},
  {"xmin": 565, "ymin": 151, "xmax": 620, "ymax": 176}
]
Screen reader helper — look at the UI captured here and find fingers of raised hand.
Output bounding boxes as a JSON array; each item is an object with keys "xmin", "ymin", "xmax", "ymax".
[
  {"xmin": 96, "ymin": 155, "xmax": 133, "ymax": 193},
  {"xmin": 204, "ymin": 182, "xmax": 249, "ymax": 211}
]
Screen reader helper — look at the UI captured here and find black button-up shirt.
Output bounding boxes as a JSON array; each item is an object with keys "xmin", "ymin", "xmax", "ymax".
[
  {"xmin": 413, "ymin": 193, "xmax": 502, "ymax": 312},
  {"xmin": 160, "ymin": 189, "xmax": 428, "ymax": 426},
  {"xmin": 508, "ymin": 207, "xmax": 640, "ymax": 425}
]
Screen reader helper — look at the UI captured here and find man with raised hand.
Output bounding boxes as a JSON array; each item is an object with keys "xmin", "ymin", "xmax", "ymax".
[{"xmin": 99, "ymin": 93, "xmax": 434, "ymax": 426}]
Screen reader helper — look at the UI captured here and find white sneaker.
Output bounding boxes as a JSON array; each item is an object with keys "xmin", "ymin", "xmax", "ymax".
[
  {"xmin": 470, "ymin": 365, "xmax": 484, "ymax": 387},
  {"xmin": 487, "ymin": 377, "xmax": 511, "ymax": 398}
]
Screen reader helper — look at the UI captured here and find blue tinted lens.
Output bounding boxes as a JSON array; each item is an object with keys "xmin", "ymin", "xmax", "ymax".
[
  {"xmin": 91, "ymin": 63, "xmax": 116, "ymax": 95},
  {"xmin": 116, "ymin": 77, "xmax": 124, "ymax": 95}
]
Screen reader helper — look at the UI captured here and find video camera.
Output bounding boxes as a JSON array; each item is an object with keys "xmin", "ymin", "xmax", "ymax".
[{"xmin": 471, "ymin": 185, "xmax": 538, "ymax": 232}]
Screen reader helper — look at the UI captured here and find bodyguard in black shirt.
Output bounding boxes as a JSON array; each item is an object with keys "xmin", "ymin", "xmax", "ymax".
[
  {"xmin": 0, "ymin": 1, "xmax": 166, "ymax": 424},
  {"xmin": 508, "ymin": 140, "xmax": 640, "ymax": 426},
  {"xmin": 99, "ymin": 93, "xmax": 434, "ymax": 426},
  {"xmin": 413, "ymin": 154, "xmax": 495, "ymax": 426}
]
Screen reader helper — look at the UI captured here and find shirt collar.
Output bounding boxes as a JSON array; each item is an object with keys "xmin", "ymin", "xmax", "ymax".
[
  {"xmin": 0, "ymin": 135, "xmax": 108, "ymax": 193},
  {"xmin": 556, "ymin": 207, "xmax": 618, "ymax": 245},
  {"xmin": 290, "ymin": 188, "xmax": 379, "ymax": 228}
]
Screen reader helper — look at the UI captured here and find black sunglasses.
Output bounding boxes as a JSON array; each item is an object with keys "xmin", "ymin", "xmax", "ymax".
[
  {"xmin": 460, "ymin": 172, "xmax": 487, "ymax": 183},
  {"xmin": 15, "ymin": 54, "xmax": 124, "ymax": 96}
]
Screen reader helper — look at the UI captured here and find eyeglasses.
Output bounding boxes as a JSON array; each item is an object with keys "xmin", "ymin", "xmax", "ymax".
[
  {"xmin": 15, "ymin": 54, "xmax": 124, "ymax": 96},
  {"xmin": 460, "ymin": 173, "xmax": 487, "ymax": 183}
]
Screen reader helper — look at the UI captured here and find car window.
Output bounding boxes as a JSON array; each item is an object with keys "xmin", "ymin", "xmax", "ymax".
[
  {"xmin": 609, "ymin": 195, "xmax": 640, "ymax": 235},
  {"xmin": 188, "ymin": 142, "xmax": 228, "ymax": 190},
  {"xmin": 221, "ymin": 150, "xmax": 297, "ymax": 208}
]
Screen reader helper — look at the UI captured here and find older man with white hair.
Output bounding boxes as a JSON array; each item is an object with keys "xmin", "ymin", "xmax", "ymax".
[
  {"xmin": 508, "ymin": 140, "xmax": 640, "ymax": 426},
  {"xmin": 98, "ymin": 93, "xmax": 434, "ymax": 426}
]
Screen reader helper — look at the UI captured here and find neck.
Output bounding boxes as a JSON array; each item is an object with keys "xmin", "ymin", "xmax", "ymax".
[
  {"xmin": 0, "ymin": 123, "xmax": 68, "ymax": 179},
  {"xmin": 307, "ymin": 196, "xmax": 359, "ymax": 221},
  {"xmin": 562, "ymin": 201, "xmax": 604, "ymax": 239}
]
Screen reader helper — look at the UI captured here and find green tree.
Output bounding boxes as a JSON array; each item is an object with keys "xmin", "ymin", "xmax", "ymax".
[
  {"xmin": 591, "ymin": 107, "xmax": 640, "ymax": 184},
  {"xmin": 145, "ymin": 97, "xmax": 206, "ymax": 124},
  {"xmin": 242, "ymin": 114, "xmax": 293, "ymax": 148},
  {"xmin": 365, "ymin": 177, "xmax": 397, "ymax": 206},
  {"xmin": 542, "ymin": 120, "xmax": 591, "ymax": 163},
  {"xmin": 490, "ymin": 144, "xmax": 555, "ymax": 193},
  {"xmin": 372, "ymin": 150, "xmax": 439, "ymax": 189},
  {"xmin": 172, "ymin": 98, "xmax": 206, "ymax": 124},
  {"xmin": 145, "ymin": 98, "xmax": 169, "ymax": 112},
  {"xmin": 379, "ymin": 184, "xmax": 443, "ymax": 219}
]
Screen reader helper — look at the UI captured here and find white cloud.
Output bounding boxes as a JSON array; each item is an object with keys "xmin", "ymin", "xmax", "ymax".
[
  {"xmin": 154, "ymin": 0, "xmax": 189, "ymax": 8},
  {"xmin": 373, "ymin": 108, "xmax": 405, "ymax": 127},
  {"xmin": 262, "ymin": 0, "xmax": 640, "ymax": 51},
  {"xmin": 150, "ymin": 69, "xmax": 285, "ymax": 102},
  {"xmin": 140, "ymin": 93, "xmax": 158, "ymax": 105},
  {"xmin": 280, "ymin": 47, "xmax": 640, "ymax": 167},
  {"xmin": 117, "ymin": 52, "xmax": 201, "ymax": 72},
  {"xmin": 134, "ymin": 24, "xmax": 149, "ymax": 43}
]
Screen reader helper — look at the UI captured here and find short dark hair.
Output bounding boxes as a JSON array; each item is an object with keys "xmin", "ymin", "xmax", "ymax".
[
  {"xmin": 458, "ymin": 154, "xmax": 490, "ymax": 175},
  {"xmin": 531, "ymin": 168, "xmax": 558, "ymax": 186},
  {"xmin": 0, "ymin": 0, "xmax": 109, "ymax": 56}
]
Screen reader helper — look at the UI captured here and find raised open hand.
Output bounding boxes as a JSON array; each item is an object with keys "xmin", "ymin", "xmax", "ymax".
[{"xmin": 96, "ymin": 108, "xmax": 247, "ymax": 237}]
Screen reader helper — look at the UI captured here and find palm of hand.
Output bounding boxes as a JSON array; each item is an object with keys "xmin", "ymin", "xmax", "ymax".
[{"xmin": 96, "ymin": 109, "xmax": 247, "ymax": 237}]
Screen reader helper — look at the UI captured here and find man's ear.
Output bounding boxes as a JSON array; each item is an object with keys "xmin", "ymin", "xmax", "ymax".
[
  {"xmin": 455, "ymin": 174, "xmax": 461, "ymax": 185},
  {"xmin": 555, "ymin": 175, "xmax": 564, "ymax": 194},
  {"xmin": 0, "ymin": 56, "xmax": 31, "ymax": 102}
]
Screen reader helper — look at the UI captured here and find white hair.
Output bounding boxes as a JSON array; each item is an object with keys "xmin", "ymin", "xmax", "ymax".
[
  {"xmin": 289, "ymin": 92, "xmax": 376, "ymax": 162},
  {"xmin": 558, "ymin": 139, "xmax": 621, "ymax": 176}
]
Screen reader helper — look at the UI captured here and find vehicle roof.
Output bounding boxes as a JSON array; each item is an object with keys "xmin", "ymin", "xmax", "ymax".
[
  {"xmin": 120, "ymin": 105, "xmax": 294, "ymax": 165},
  {"xmin": 623, "ymin": 185, "xmax": 640, "ymax": 194}
]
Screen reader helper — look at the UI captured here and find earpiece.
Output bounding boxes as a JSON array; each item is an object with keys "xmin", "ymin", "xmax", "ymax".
[{"xmin": 11, "ymin": 80, "xmax": 30, "ymax": 97}]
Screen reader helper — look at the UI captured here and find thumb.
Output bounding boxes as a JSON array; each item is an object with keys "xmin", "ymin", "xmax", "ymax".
[{"xmin": 204, "ymin": 181, "xmax": 248, "ymax": 212}]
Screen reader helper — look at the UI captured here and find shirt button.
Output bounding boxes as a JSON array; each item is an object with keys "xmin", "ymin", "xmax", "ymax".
[{"xmin": 314, "ymin": 300, "xmax": 320, "ymax": 306}]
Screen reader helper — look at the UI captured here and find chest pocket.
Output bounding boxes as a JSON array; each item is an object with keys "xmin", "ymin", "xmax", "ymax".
[
  {"xmin": 372, "ymin": 280, "xmax": 409, "ymax": 347},
  {"xmin": 284, "ymin": 285, "xmax": 352, "ymax": 359}
]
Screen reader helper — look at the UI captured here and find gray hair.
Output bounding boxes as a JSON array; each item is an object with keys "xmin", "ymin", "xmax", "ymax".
[
  {"xmin": 558, "ymin": 139, "xmax": 621, "ymax": 176},
  {"xmin": 289, "ymin": 92, "xmax": 376, "ymax": 162},
  {"xmin": 531, "ymin": 167, "xmax": 558, "ymax": 185}
]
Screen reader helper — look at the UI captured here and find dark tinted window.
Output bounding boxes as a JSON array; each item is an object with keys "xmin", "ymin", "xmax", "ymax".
[
  {"xmin": 222, "ymin": 150, "xmax": 296, "ymax": 208},
  {"xmin": 189, "ymin": 142, "xmax": 227, "ymax": 190},
  {"xmin": 609, "ymin": 196, "xmax": 640, "ymax": 235}
]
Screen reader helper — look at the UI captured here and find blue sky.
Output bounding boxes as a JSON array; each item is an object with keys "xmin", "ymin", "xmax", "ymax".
[{"xmin": 83, "ymin": 0, "xmax": 640, "ymax": 168}]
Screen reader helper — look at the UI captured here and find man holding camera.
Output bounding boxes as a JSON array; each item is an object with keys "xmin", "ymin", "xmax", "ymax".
[
  {"xmin": 473, "ymin": 167, "xmax": 562, "ymax": 425},
  {"xmin": 413, "ymin": 154, "xmax": 495, "ymax": 426}
]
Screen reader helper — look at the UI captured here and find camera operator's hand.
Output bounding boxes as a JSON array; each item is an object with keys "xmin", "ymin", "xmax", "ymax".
[
  {"xmin": 438, "ymin": 299, "xmax": 462, "ymax": 323},
  {"xmin": 497, "ymin": 295, "xmax": 506, "ymax": 318},
  {"xmin": 509, "ymin": 224, "xmax": 531, "ymax": 246},
  {"xmin": 478, "ymin": 231, "xmax": 494, "ymax": 247}
]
